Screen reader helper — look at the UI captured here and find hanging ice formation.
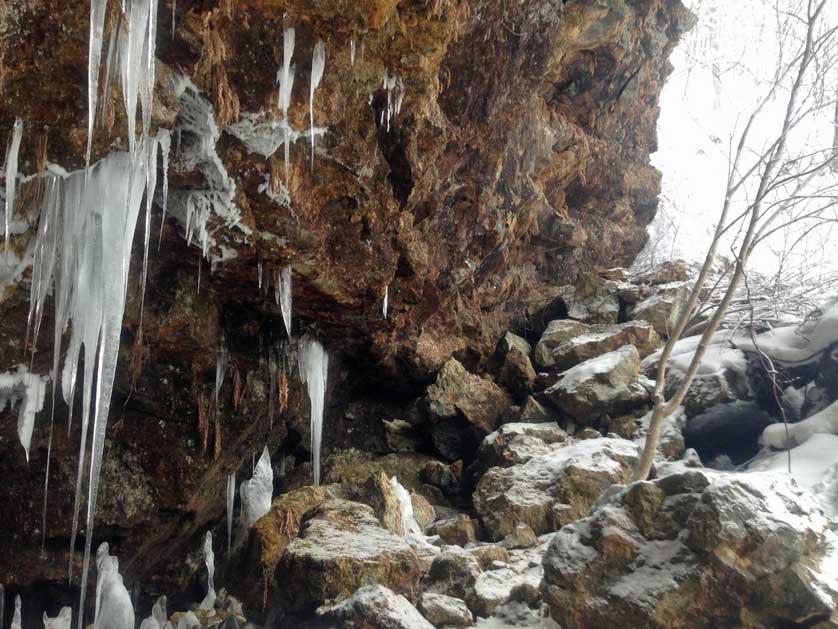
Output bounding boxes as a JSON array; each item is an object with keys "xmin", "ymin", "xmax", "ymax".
[
  {"xmin": 388, "ymin": 476, "xmax": 423, "ymax": 538},
  {"xmin": 278, "ymin": 26, "xmax": 296, "ymax": 184},
  {"xmin": 309, "ymin": 41, "xmax": 326, "ymax": 168},
  {"xmin": 298, "ymin": 338, "xmax": 328, "ymax": 486},
  {"xmin": 226, "ymin": 472, "xmax": 236, "ymax": 554},
  {"xmin": 43, "ymin": 607, "xmax": 72, "ymax": 629},
  {"xmin": 239, "ymin": 446, "xmax": 273, "ymax": 532},
  {"xmin": 383, "ymin": 285, "xmax": 389, "ymax": 319},
  {"xmin": 3, "ymin": 118, "xmax": 23, "ymax": 261},
  {"xmin": 279, "ymin": 266, "xmax": 292, "ymax": 336},
  {"xmin": 215, "ymin": 337, "xmax": 228, "ymax": 405},
  {"xmin": 11, "ymin": 595, "xmax": 21, "ymax": 629},
  {"xmin": 199, "ymin": 532, "xmax": 216, "ymax": 610},
  {"xmin": 350, "ymin": 39, "xmax": 356, "ymax": 66},
  {"xmin": 157, "ymin": 129, "xmax": 171, "ymax": 249},
  {"xmin": 94, "ymin": 543, "xmax": 135, "ymax": 629},
  {"xmin": 0, "ymin": 365, "xmax": 48, "ymax": 462},
  {"xmin": 85, "ymin": 0, "xmax": 106, "ymax": 168},
  {"xmin": 381, "ymin": 73, "xmax": 406, "ymax": 132}
]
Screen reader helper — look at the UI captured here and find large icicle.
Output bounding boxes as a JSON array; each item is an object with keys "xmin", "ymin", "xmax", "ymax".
[
  {"xmin": 226, "ymin": 472, "xmax": 235, "ymax": 554},
  {"xmin": 239, "ymin": 446, "xmax": 273, "ymax": 533},
  {"xmin": 383, "ymin": 285, "xmax": 388, "ymax": 319},
  {"xmin": 215, "ymin": 337, "xmax": 228, "ymax": 405},
  {"xmin": 277, "ymin": 27, "xmax": 296, "ymax": 184},
  {"xmin": 309, "ymin": 41, "xmax": 326, "ymax": 168},
  {"xmin": 139, "ymin": 135, "xmax": 160, "ymax": 334},
  {"xmin": 4, "ymin": 118, "xmax": 23, "ymax": 262},
  {"xmin": 86, "ymin": 0, "xmax": 107, "ymax": 168},
  {"xmin": 298, "ymin": 338, "xmax": 328, "ymax": 485},
  {"xmin": 157, "ymin": 129, "xmax": 171, "ymax": 248},
  {"xmin": 199, "ymin": 531, "xmax": 216, "ymax": 610},
  {"xmin": 279, "ymin": 265, "xmax": 292, "ymax": 337}
]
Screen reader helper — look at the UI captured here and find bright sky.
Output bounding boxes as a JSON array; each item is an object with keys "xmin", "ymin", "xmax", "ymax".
[{"xmin": 639, "ymin": 0, "xmax": 838, "ymax": 284}]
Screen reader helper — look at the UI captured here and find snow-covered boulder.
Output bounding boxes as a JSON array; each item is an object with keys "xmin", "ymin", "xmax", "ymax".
[
  {"xmin": 276, "ymin": 499, "xmax": 424, "ymax": 613},
  {"xmin": 317, "ymin": 585, "xmax": 433, "ymax": 629},
  {"xmin": 535, "ymin": 320, "xmax": 660, "ymax": 372},
  {"xmin": 544, "ymin": 345, "xmax": 650, "ymax": 422},
  {"xmin": 416, "ymin": 593, "xmax": 473, "ymax": 627},
  {"xmin": 762, "ymin": 399, "xmax": 838, "ymax": 450},
  {"xmin": 541, "ymin": 469, "xmax": 838, "ymax": 628},
  {"xmin": 473, "ymin": 438, "xmax": 639, "ymax": 539},
  {"xmin": 472, "ymin": 422, "xmax": 568, "ymax": 477}
]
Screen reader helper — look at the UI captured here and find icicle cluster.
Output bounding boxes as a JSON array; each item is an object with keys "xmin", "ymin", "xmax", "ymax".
[
  {"xmin": 94, "ymin": 543, "xmax": 135, "ymax": 629},
  {"xmin": 239, "ymin": 446, "xmax": 273, "ymax": 531},
  {"xmin": 298, "ymin": 338, "xmax": 329, "ymax": 486},
  {"xmin": 0, "ymin": 366, "xmax": 48, "ymax": 461},
  {"xmin": 381, "ymin": 72, "xmax": 406, "ymax": 132},
  {"xmin": 199, "ymin": 532, "xmax": 216, "ymax": 610},
  {"xmin": 3, "ymin": 118, "xmax": 23, "ymax": 260}
]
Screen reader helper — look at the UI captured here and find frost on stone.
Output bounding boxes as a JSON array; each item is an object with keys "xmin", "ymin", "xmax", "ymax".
[
  {"xmin": 0, "ymin": 365, "xmax": 48, "ymax": 461},
  {"xmin": 226, "ymin": 472, "xmax": 235, "ymax": 555},
  {"xmin": 257, "ymin": 173, "xmax": 291, "ymax": 208},
  {"xmin": 11, "ymin": 595, "xmax": 21, "ymax": 629},
  {"xmin": 239, "ymin": 446, "xmax": 273, "ymax": 531},
  {"xmin": 199, "ymin": 531, "xmax": 216, "ymax": 610},
  {"xmin": 94, "ymin": 543, "xmax": 135, "ymax": 629},
  {"xmin": 43, "ymin": 607, "xmax": 72, "ymax": 629},
  {"xmin": 3, "ymin": 117, "xmax": 23, "ymax": 261},
  {"xmin": 309, "ymin": 40, "xmax": 326, "ymax": 168},
  {"xmin": 299, "ymin": 337, "xmax": 329, "ymax": 486}
]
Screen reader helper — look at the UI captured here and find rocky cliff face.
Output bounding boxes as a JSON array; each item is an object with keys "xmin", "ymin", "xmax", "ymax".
[{"xmin": 0, "ymin": 0, "xmax": 692, "ymax": 617}]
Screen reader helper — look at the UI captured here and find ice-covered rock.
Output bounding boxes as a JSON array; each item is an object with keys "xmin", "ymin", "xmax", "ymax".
[
  {"xmin": 556, "ymin": 272, "xmax": 622, "ymax": 324},
  {"xmin": 541, "ymin": 469, "xmax": 838, "ymax": 627},
  {"xmin": 277, "ymin": 499, "xmax": 423, "ymax": 612},
  {"xmin": 317, "ymin": 585, "xmax": 433, "ymax": 629},
  {"xmin": 544, "ymin": 345, "xmax": 650, "ymax": 422},
  {"xmin": 535, "ymin": 320, "xmax": 659, "ymax": 372},
  {"xmin": 474, "ymin": 438, "xmax": 639, "ymax": 539}
]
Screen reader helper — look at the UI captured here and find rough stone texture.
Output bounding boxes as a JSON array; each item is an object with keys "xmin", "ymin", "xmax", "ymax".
[
  {"xmin": 474, "ymin": 437, "xmax": 639, "ymax": 539},
  {"xmin": 317, "ymin": 585, "xmax": 433, "ymax": 629},
  {"xmin": 384, "ymin": 419, "xmax": 425, "ymax": 453},
  {"xmin": 542, "ymin": 470, "xmax": 838, "ymax": 628},
  {"xmin": 536, "ymin": 320, "xmax": 660, "ymax": 372},
  {"xmin": 0, "ymin": 0, "xmax": 692, "ymax": 606},
  {"xmin": 416, "ymin": 592, "xmax": 473, "ymax": 628},
  {"xmin": 276, "ymin": 499, "xmax": 423, "ymax": 613},
  {"xmin": 627, "ymin": 281, "xmax": 691, "ymax": 337},
  {"xmin": 428, "ymin": 514, "xmax": 479, "ymax": 546},
  {"xmin": 544, "ymin": 345, "xmax": 649, "ymax": 421},
  {"xmin": 496, "ymin": 332, "xmax": 537, "ymax": 398},
  {"xmin": 557, "ymin": 272, "xmax": 622, "ymax": 324},
  {"xmin": 424, "ymin": 358, "xmax": 513, "ymax": 433},
  {"xmin": 472, "ymin": 422, "xmax": 568, "ymax": 478},
  {"xmin": 410, "ymin": 492, "xmax": 436, "ymax": 532}
]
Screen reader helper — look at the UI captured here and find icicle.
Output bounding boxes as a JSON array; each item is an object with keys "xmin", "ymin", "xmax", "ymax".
[
  {"xmin": 226, "ymin": 473, "xmax": 235, "ymax": 555},
  {"xmin": 394, "ymin": 78, "xmax": 406, "ymax": 116},
  {"xmin": 350, "ymin": 39, "xmax": 356, "ymax": 66},
  {"xmin": 309, "ymin": 41, "xmax": 326, "ymax": 169},
  {"xmin": 11, "ymin": 595, "xmax": 20, "ymax": 629},
  {"xmin": 139, "ymin": 135, "xmax": 160, "ymax": 335},
  {"xmin": 383, "ymin": 285, "xmax": 388, "ymax": 319},
  {"xmin": 257, "ymin": 259, "xmax": 263, "ymax": 289},
  {"xmin": 199, "ymin": 532, "xmax": 216, "ymax": 610},
  {"xmin": 239, "ymin": 446, "xmax": 273, "ymax": 532},
  {"xmin": 268, "ymin": 347, "xmax": 278, "ymax": 427},
  {"xmin": 389, "ymin": 476, "xmax": 423, "ymax": 538},
  {"xmin": 279, "ymin": 265, "xmax": 292, "ymax": 337},
  {"xmin": 0, "ymin": 366, "xmax": 50, "ymax": 462},
  {"xmin": 43, "ymin": 607, "xmax": 72, "ymax": 629},
  {"xmin": 215, "ymin": 337, "xmax": 228, "ymax": 405},
  {"xmin": 277, "ymin": 27, "xmax": 296, "ymax": 185},
  {"xmin": 279, "ymin": 455, "xmax": 286, "ymax": 477},
  {"xmin": 298, "ymin": 338, "xmax": 328, "ymax": 486},
  {"xmin": 93, "ymin": 543, "xmax": 135, "ymax": 629},
  {"xmin": 86, "ymin": 0, "xmax": 107, "ymax": 169},
  {"xmin": 157, "ymin": 129, "xmax": 171, "ymax": 249},
  {"xmin": 4, "ymin": 118, "xmax": 23, "ymax": 262}
]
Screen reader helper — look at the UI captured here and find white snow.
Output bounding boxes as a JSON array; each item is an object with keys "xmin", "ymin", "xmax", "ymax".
[
  {"xmin": 298, "ymin": 337, "xmax": 329, "ymax": 485},
  {"xmin": 94, "ymin": 543, "xmax": 135, "ymax": 629},
  {"xmin": 239, "ymin": 446, "xmax": 273, "ymax": 530},
  {"xmin": 199, "ymin": 531, "xmax": 216, "ymax": 610},
  {"xmin": 3, "ymin": 117, "xmax": 23, "ymax": 259},
  {"xmin": 761, "ymin": 399, "xmax": 838, "ymax": 450},
  {"xmin": 0, "ymin": 365, "xmax": 48, "ymax": 461}
]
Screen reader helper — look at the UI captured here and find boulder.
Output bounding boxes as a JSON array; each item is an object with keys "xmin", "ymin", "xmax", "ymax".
[
  {"xmin": 541, "ymin": 470, "xmax": 838, "ymax": 628},
  {"xmin": 422, "ymin": 549, "xmax": 482, "ymax": 601},
  {"xmin": 349, "ymin": 471, "xmax": 405, "ymax": 536},
  {"xmin": 472, "ymin": 422, "xmax": 568, "ymax": 478},
  {"xmin": 496, "ymin": 332, "xmax": 538, "ymax": 398},
  {"xmin": 424, "ymin": 358, "xmax": 513, "ymax": 433},
  {"xmin": 627, "ymin": 281, "xmax": 691, "ymax": 338},
  {"xmin": 544, "ymin": 346, "xmax": 649, "ymax": 422},
  {"xmin": 502, "ymin": 523, "xmax": 539, "ymax": 550},
  {"xmin": 416, "ymin": 593, "xmax": 473, "ymax": 627},
  {"xmin": 474, "ymin": 438, "xmax": 640, "ymax": 539},
  {"xmin": 517, "ymin": 396, "xmax": 554, "ymax": 423},
  {"xmin": 384, "ymin": 419, "xmax": 424, "ymax": 453},
  {"xmin": 428, "ymin": 515, "xmax": 479, "ymax": 546},
  {"xmin": 317, "ymin": 585, "xmax": 433, "ymax": 629},
  {"xmin": 535, "ymin": 320, "xmax": 660, "ymax": 372},
  {"xmin": 557, "ymin": 272, "xmax": 621, "ymax": 324},
  {"xmin": 276, "ymin": 500, "xmax": 423, "ymax": 612},
  {"xmin": 410, "ymin": 492, "xmax": 436, "ymax": 532},
  {"xmin": 421, "ymin": 460, "xmax": 462, "ymax": 495},
  {"xmin": 533, "ymin": 320, "xmax": 590, "ymax": 370}
]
